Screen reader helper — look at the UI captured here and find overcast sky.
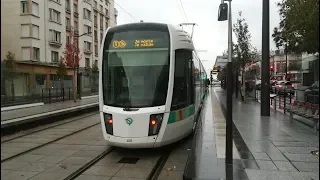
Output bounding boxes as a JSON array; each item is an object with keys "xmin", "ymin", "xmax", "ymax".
[{"xmin": 114, "ymin": 0, "xmax": 281, "ymax": 74}]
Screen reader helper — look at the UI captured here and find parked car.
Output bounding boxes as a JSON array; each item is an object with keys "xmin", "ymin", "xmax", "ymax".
[
  {"xmin": 305, "ymin": 81, "xmax": 319, "ymax": 104},
  {"xmin": 272, "ymin": 81, "xmax": 295, "ymax": 95}
]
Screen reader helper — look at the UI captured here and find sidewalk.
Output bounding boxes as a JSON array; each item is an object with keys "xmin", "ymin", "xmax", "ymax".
[{"xmin": 214, "ymin": 87, "xmax": 319, "ymax": 180}]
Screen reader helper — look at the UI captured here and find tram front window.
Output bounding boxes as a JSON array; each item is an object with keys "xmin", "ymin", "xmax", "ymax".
[{"xmin": 103, "ymin": 49, "xmax": 169, "ymax": 108}]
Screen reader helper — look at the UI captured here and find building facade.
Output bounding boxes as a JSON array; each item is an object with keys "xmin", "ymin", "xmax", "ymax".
[{"xmin": 1, "ymin": 0, "xmax": 118, "ymax": 97}]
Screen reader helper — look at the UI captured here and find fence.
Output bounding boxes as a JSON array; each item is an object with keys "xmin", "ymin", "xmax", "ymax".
[{"xmin": 1, "ymin": 86, "xmax": 98, "ymax": 107}]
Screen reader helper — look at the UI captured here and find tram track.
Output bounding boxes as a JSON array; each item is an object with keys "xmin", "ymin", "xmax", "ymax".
[
  {"xmin": 1, "ymin": 112, "xmax": 99, "ymax": 143},
  {"xmin": 1, "ymin": 120, "xmax": 101, "ymax": 163}
]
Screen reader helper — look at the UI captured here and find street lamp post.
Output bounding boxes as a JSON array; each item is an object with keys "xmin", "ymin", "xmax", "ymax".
[
  {"xmin": 261, "ymin": 0, "xmax": 270, "ymax": 116},
  {"xmin": 218, "ymin": 0, "xmax": 233, "ymax": 165},
  {"xmin": 74, "ymin": 31, "xmax": 92, "ymax": 100}
]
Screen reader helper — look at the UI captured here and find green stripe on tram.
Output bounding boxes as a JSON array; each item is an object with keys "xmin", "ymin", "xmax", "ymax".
[{"xmin": 167, "ymin": 104, "xmax": 195, "ymax": 124}]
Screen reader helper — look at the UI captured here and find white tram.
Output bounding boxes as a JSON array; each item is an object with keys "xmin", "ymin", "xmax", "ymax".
[{"xmin": 99, "ymin": 22, "xmax": 207, "ymax": 148}]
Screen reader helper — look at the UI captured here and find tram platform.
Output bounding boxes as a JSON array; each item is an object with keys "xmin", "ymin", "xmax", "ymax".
[
  {"xmin": 1, "ymin": 96, "xmax": 99, "ymax": 129},
  {"xmin": 184, "ymin": 87, "xmax": 318, "ymax": 180}
]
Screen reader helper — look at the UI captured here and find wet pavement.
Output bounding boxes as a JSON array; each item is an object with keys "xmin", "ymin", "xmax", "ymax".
[
  {"xmin": 1, "ymin": 97, "xmax": 98, "ymax": 121},
  {"xmin": 214, "ymin": 87, "xmax": 319, "ymax": 180}
]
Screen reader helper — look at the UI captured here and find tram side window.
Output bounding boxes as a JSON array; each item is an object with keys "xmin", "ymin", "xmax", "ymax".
[{"xmin": 171, "ymin": 49, "xmax": 192, "ymax": 111}]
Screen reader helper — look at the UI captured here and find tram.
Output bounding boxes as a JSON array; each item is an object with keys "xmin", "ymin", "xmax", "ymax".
[{"xmin": 99, "ymin": 22, "xmax": 207, "ymax": 148}]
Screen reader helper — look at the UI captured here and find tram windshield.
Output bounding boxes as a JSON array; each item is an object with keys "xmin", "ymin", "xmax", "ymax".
[{"xmin": 102, "ymin": 26, "xmax": 170, "ymax": 108}]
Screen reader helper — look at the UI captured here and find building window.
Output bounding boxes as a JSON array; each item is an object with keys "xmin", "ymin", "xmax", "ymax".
[
  {"xmin": 32, "ymin": 2, "xmax": 39, "ymax": 16},
  {"xmin": 94, "ymin": 1, "xmax": 97, "ymax": 8},
  {"xmin": 66, "ymin": 0, "xmax": 70, "ymax": 10},
  {"xmin": 53, "ymin": 0, "xmax": 60, "ymax": 3},
  {"xmin": 85, "ymin": 58, "xmax": 90, "ymax": 67},
  {"xmin": 22, "ymin": 47, "xmax": 31, "ymax": 60},
  {"xmin": 32, "ymin": 25, "xmax": 39, "ymax": 38},
  {"xmin": 83, "ymin": 8, "xmax": 91, "ymax": 20},
  {"xmin": 105, "ymin": 8, "xmax": 108, "ymax": 16},
  {"xmin": 84, "ymin": 41, "xmax": 91, "ymax": 51},
  {"xmin": 21, "ymin": 24, "xmax": 30, "ymax": 37},
  {"xmin": 74, "ymin": 21, "xmax": 78, "ymax": 31},
  {"xmin": 73, "ymin": 4, "xmax": 78, "ymax": 13},
  {"xmin": 95, "ymin": 44, "xmax": 98, "ymax": 54},
  {"xmin": 94, "ymin": 30, "xmax": 98, "ymax": 41},
  {"xmin": 84, "ymin": 25, "xmax": 91, "ymax": 34},
  {"xmin": 51, "ymin": 51, "xmax": 59, "ymax": 62},
  {"xmin": 94, "ymin": 15, "xmax": 97, "ymax": 26},
  {"xmin": 105, "ymin": 0, "xmax": 109, "ymax": 6},
  {"xmin": 66, "ymin": 35, "xmax": 70, "ymax": 43},
  {"xmin": 66, "ymin": 17, "xmax": 71, "ymax": 29},
  {"xmin": 100, "ymin": 5, "xmax": 103, "ymax": 12},
  {"xmin": 33, "ymin": 47, "xmax": 40, "ymax": 61},
  {"xmin": 95, "ymin": 60, "xmax": 98, "ymax": 66},
  {"xmin": 49, "ymin": 29, "xmax": 61, "ymax": 43},
  {"xmin": 100, "ymin": 32, "xmax": 103, "ymax": 43},
  {"xmin": 49, "ymin": 9, "xmax": 61, "ymax": 23},
  {"xmin": 21, "ymin": 1, "xmax": 29, "ymax": 13},
  {"xmin": 105, "ymin": 22, "xmax": 108, "ymax": 29}
]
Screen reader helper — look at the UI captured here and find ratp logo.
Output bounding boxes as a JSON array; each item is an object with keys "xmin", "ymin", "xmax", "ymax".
[{"xmin": 125, "ymin": 118, "xmax": 133, "ymax": 125}]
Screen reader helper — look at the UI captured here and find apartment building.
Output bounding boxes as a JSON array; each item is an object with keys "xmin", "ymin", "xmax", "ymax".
[{"xmin": 1, "ymin": 0, "xmax": 118, "ymax": 96}]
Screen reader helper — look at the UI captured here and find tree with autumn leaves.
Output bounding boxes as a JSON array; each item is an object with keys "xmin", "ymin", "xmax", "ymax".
[{"xmin": 64, "ymin": 27, "xmax": 82, "ymax": 102}]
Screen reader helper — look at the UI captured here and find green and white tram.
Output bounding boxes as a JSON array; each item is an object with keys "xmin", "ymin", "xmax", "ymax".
[{"xmin": 99, "ymin": 22, "xmax": 207, "ymax": 148}]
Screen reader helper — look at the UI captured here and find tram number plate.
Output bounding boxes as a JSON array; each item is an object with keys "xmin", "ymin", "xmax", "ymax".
[{"xmin": 126, "ymin": 139, "xmax": 132, "ymax": 142}]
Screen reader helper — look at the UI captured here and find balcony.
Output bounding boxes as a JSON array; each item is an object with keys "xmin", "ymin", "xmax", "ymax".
[
  {"xmin": 93, "ymin": 6, "xmax": 98, "ymax": 11},
  {"xmin": 115, "ymin": 8, "xmax": 118, "ymax": 16},
  {"xmin": 95, "ymin": 53, "xmax": 98, "ymax": 57},
  {"xmin": 94, "ymin": 38, "xmax": 98, "ymax": 42},
  {"xmin": 100, "ymin": 26, "xmax": 103, "ymax": 31},
  {"xmin": 83, "ymin": 0, "xmax": 91, "ymax": 5},
  {"xmin": 74, "ymin": 12, "xmax": 79, "ymax": 17},
  {"xmin": 66, "ymin": 26, "xmax": 71, "ymax": 32},
  {"xmin": 74, "ymin": 29, "xmax": 79, "ymax": 34},
  {"xmin": 105, "ymin": 13, "xmax": 110, "ymax": 19},
  {"xmin": 99, "ymin": 10, "xmax": 104, "ymax": 15},
  {"xmin": 83, "ymin": 49, "xmax": 92, "ymax": 54},
  {"xmin": 49, "ymin": 40, "xmax": 62, "ymax": 47},
  {"xmin": 65, "ymin": 7, "xmax": 71, "ymax": 14},
  {"xmin": 94, "ymin": 23, "xmax": 97, "ymax": 28}
]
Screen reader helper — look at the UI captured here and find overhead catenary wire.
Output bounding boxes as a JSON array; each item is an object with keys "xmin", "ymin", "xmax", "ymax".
[
  {"xmin": 179, "ymin": 0, "xmax": 188, "ymax": 23},
  {"xmin": 110, "ymin": 0, "xmax": 138, "ymax": 22},
  {"xmin": 175, "ymin": 0, "xmax": 187, "ymax": 23}
]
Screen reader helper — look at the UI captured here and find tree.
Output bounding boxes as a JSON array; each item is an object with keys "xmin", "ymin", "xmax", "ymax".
[
  {"xmin": 273, "ymin": 0, "xmax": 319, "ymax": 54},
  {"xmin": 56, "ymin": 56, "xmax": 67, "ymax": 91},
  {"xmin": 3, "ymin": 51, "xmax": 17, "ymax": 100},
  {"xmin": 64, "ymin": 26, "xmax": 82, "ymax": 102},
  {"xmin": 233, "ymin": 11, "xmax": 256, "ymax": 103}
]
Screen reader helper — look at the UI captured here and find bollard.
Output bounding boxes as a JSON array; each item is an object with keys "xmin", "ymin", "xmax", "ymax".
[
  {"xmin": 49, "ymin": 88, "xmax": 51, "ymax": 103},
  {"xmin": 42, "ymin": 89, "xmax": 44, "ymax": 102},
  {"xmin": 69, "ymin": 88, "xmax": 71, "ymax": 100},
  {"xmin": 274, "ymin": 97, "xmax": 277, "ymax": 112},
  {"xmin": 284, "ymin": 91, "xmax": 286, "ymax": 113},
  {"xmin": 62, "ymin": 88, "xmax": 65, "ymax": 102}
]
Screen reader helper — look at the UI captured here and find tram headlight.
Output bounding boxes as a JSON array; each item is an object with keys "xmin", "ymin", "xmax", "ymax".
[
  {"xmin": 103, "ymin": 113, "xmax": 113, "ymax": 135},
  {"xmin": 148, "ymin": 113, "xmax": 164, "ymax": 136}
]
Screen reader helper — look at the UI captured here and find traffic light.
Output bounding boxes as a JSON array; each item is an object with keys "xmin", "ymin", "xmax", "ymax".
[{"xmin": 270, "ymin": 66, "xmax": 273, "ymax": 71}]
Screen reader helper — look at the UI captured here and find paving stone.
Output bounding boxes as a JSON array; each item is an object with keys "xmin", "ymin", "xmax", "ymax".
[
  {"xmin": 2, "ymin": 161, "xmax": 30, "ymax": 170},
  {"xmin": 63, "ymin": 145, "xmax": 88, "ymax": 150},
  {"xmin": 162, "ymin": 161, "xmax": 187, "ymax": 171},
  {"xmin": 273, "ymin": 161, "xmax": 298, "ymax": 172},
  {"xmin": 75, "ymin": 175, "xmax": 112, "ymax": 180},
  {"xmin": 157, "ymin": 170, "xmax": 184, "ymax": 180},
  {"xmin": 290, "ymin": 172, "xmax": 319, "ymax": 180},
  {"xmin": 114, "ymin": 167, "xmax": 151, "ymax": 179},
  {"xmin": 278, "ymin": 147, "xmax": 319, "ymax": 154},
  {"xmin": 37, "ymin": 156, "xmax": 68, "ymax": 163},
  {"xmin": 284, "ymin": 153, "xmax": 319, "ymax": 163},
  {"xmin": 245, "ymin": 169, "xmax": 294, "ymax": 180},
  {"xmin": 251, "ymin": 152, "xmax": 271, "ymax": 160},
  {"xmin": 1, "ymin": 142, "xmax": 42, "ymax": 148},
  {"xmin": 19, "ymin": 162, "xmax": 55, "ymax": 172},
  {"xmin": 11, "ymin": 154, "xmax": 45, "ymax": 162},
  {"xmin": 292, "ymin": 161, "xmax": 319, "ymax": 172},
  {"xmin": 72, "ymin": 150, "xmax": 101, "ymax": 157},
  {"xmin": 82, "ymin": 145, "xmax": 109, "ymax": 151},
  {"xmin": 1, "ymin": 169, "xmax": 14, "ymax": 177},
  {"xmin": 43, "ymin": 164, "xmax": 82, "ymax": 174},
  {"xmin": 256, "ymin": 160, "xmax": 278, "ymax": 170},
  {"xmin": 0, "ymin": 170, "xmax": 39, "ymax": 180},
  {"xmin": 272, "ymin": 141, "xmax": 312, "ymax": 147},
  {"xmin": 110, "ymin": 177, "xmax": 144, "ymax": 180},
  {"xmin": 59, "ymin": 156, "xmax": 93, "ymax": 165},
  {"xmin": 51, "ymin": 149, "xmax": 80, "ymax": 156},
  {"xmin": 83, "ymin": 165, "xmax": 122, "ymax": 176},
  {"xmin": 26, "ymin": 172, "xmax": 70, "ymax": 180}
]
